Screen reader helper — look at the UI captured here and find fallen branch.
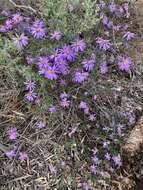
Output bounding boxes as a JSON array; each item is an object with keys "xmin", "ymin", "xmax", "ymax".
[{"xmin": 9, "ymin": 0, "xmax": 37, "ymax": 13}]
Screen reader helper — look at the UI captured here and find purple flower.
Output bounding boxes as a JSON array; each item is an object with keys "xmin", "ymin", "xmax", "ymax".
[
  {"xmin": 112, "ymin": 155, "xmax": 122, "ymax": 167},
  {"xmin": 5, "ymin": 19, "xmax": 13, "ymax": 30},
  {"xmin": 37, "ymin": 56, "xmax": 49, "ymax": 70},
  {"xmin": 25, "ymin": 91, "xmax": 37, "ymax": 102},
  {"xmin": 90, "ymin": 164, "xmax": 97, "ymax": 175},
  {"xmin": 123, "ymin": 31, "xmax": 135, "ymax": 41},
  {"xmin": 60, "ymin": 93, "xmax": 69, "ymax": 99},
  {"xmin": 5, "ymin": 149, "xmax": 16, "ymax": 159},
  {"xmin": 96, "ymin": 37, "xmax": 111, "ymax": 51},
  {"xmin": 82, "ymin": 181, "xmax": 91, "ymax": 190},
  {"xmin": 73, "ymin": 70, "xmax": 89, "ymax": 83},
  {"xmin": 36, "ymin": 121, "xmax": 46, "ymax": 129},
  {"xmin": 24, "ymin": 80, "xmax": 36, "ymax": 91},
  {"xmin": 92, "ymin": 154, "xmax": 99, "ymax": 164},
  {"xmin": 103, "ymin": 141, "xmax": 110, "ymax": 148},
  {"xmin": 117, "ymin": 56, "xmax": 132, "ymax": 72},
  {"xmin": 79, "ymin": 101, "xmax": 88, "ymax": 110},
  {"xmin": 44, "ymin": 65, "xmax": 58, "ymax": 80},
  {"xmin": 50, "ymin": 49, "xmax": 62, "ymax": 62},
  {"xmin": 7, "ymin": 127, "xmax": 17, "ymax": 140},
  {"xmin": 100, "ymin": 61, "xmax": 108, "ymax": 74},
  {"xmin": 82, "ymin": 56, "xmax": 95, "ymax": 71},
  {"xmin": 105, "ymin": 153, "xmax": 111, "ymax": 161},
  {"xmin": 60, "ymin": 79, "xmax": 67, "ymax": 86},
  {"xmin": 93, "ymin": 95, "xmax": 97, "ymax": 101},
  {"xmin": 71, "ymin": 39, "xmax": 86, "ymax": 52},
  {"xmin": 123, "ymin": 3, "xmax": 130, "ymax": 18},
  {"xmin": 112, "ymin": 25, "xmax": 121, "ymax": 31},
  {"xmin": 26, "ymin": 56, "xmax": 35, "ymax": 65},
  {"xmin": 89, "ymin": 114, "xmax": 96, "ymax": 121},
  {"xmin": 60, "ymin": 98, "xmax": 70, "ymax": 108},
  {"xmin": 12, "ymin": 13, "xmax": 23, "ymax": 24},
  {"xmin": 49, "ymin": 105, "xmax": 57, "ymax": 113},
  {"xmin": 108, "ymin": 2, "xmax": 116, "ymax": 13},
  {"xmin": 48, "ymin": 164, "xmax": 57, "ymax": 175},
  {"xmin": 30, "ymin": 19, "xmax": 46, "ymax": 39},
  {"xmin": 0, "ymin": 25, "xmax": 7, "ymax": 33},
  {"xmin": 13, "ymin": 33, "xmax": 28, "ymax": 49},
  {"xmin": 56, "ymin": 59, "xmax": 68, "ymax": 75},
  {"xmin": 51, "ymin": 31, "xmax": 61, "ymax": 40},
  {"xmin": 60, "ymin": 45, "xmax": 76, "ymax": 61},
  {"xmin": 102, "ymin": 16, "xmax": 108, "ymax": 26},
  {"xmin": 78, "ymin": 101, "xmax": 89, "ymax": 114},
  {"xmin": 19, "ymin": 152, "xmax": 28, "ymax": 161}
]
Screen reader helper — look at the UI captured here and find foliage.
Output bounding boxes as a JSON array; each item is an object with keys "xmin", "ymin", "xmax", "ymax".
[{"xmin": 42, "ymin": 0, "xmax": 100, "ymax": 35}]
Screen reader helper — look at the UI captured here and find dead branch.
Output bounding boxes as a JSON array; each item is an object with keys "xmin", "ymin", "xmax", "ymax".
[{"xmin": 8, "ymin": 0, "xmax": 37, "ymax": 13}]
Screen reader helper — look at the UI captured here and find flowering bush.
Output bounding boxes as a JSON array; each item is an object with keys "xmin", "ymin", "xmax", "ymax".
[{"xmin": 0, "ymin": 0, "xmax": 139, "ymax": 189}]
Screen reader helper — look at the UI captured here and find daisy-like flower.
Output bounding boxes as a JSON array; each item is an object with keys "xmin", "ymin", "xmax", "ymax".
[
  {"xmin": 79, "ymin": 101, "xmax": 88, "ymax": 110},
  {"xmin": 92, "ymin": 154, "xmax": 99, "ymax": 164},
  {"xmin": 30, "ymin": 19, "xmax": 46, "ymax": 39},
  {"xmin": 25, "ymin": 91, "xmax": 37, "ymax": 102},
  {"xmin": 19, "ymin": 152, "xmax": 28, "ymax": 161},
  {"xmin": 100, "ymin": 61, "xmax": 108, "ymax": 74},
  {"xmin": 51, "ymin": 31, "xmax": 61, "ymax": 41},
  {"xmin": 5, "ymin": 19, "xmax": 13, "ymax": 30},
  {"xmin": 93, "ymin": 95, "xmax": 97, "ymax": 101},
  {"xmin": 56, "ymin": 59, "xmax": 68, "ymax": 75},
  {"xmin": 112, "ymin": 155, "xmax": 122, "ymax": 167},
  {"xmin": 60, "ymin": 79, "xmax": 67, "ymax": 86},
  {"xmin": 117, "ymin": 56, "xmax": 132, "ymax": 72},
  {"xmin": 37, "ymin": 56, "xmax": 49, "ymax": 70},
  {"xmin": 82, "ymin": 181, "xmax": 91, "ymax": 190},
  {"xmin": 49, "ymin": 105, "xmax": 57, "ymax": 113},
  {"xmin": 0, "ymin": 25, "xmax": 7, "ymax": 33},
  {"xmin": 79, "ymin": 101, "xmax": 89, "ymax": 114},
  {"xmin": 108, "ymin": 2, "xmax": 117, "ymax": 13},
  {"xmin": 105, "ymin": 152, "xmax": 111, "ymax": 161},
  {"xmin": 103, "ymin": 141, "xmax": 110, "ymax": 148},
  {"xmin": 12, "ymin": 13, "xmax": 23, "ymax": 24},
  {"xmin": 50, "ymin": 49, "xmax": 61, "ymax": 62},
  {"xmin": 60, "ymin": 92, "xmax": 69, "ymax": 99},
  {"xmin": 7, "ymin": 127, "xmax": 17, "ymax": 140},
  {"xmin": 13, "ymin": 33, "xmax": 28, "ymax": 49},
  {"xmin": 44, "ymin": 65, "xmax": 58, "ymax": 80},
  {"xmin": 89, "ymin": 114, "xmax": 96, "ymax": 121},
  {"xmin": 60, "ymin": 45, "xmax": 76, "ymax": 61},
  {"xmin": 5, "ymin": 149, "xmax": 16, "ymax": 159},
  {"xmin": 73, "ymin": 70, "xmax": 89, "ymax": 83},
  {"xmin": 36, "ymin": 121, "xmax": 46, "ymax": 129},
  {"xmin": 71, "ymin": 39, "xmax": 86, "ymax": 52},
  {"xmin": 60, "ymin": 98, "xmax": 70, "ymax": 108},
  {"xmin": 123, "ymin": 31, "xmax": 135, "ymax": 41},
  {"xmin": 90, "ymin": 164, "xmax": 97, "ymax": 175},
  {"xmin": 24, "ymin": 80, "xmax": 36, "ymax": 91},
  {"xmin": 48, "ymin": 164, "xmax": 57, "ymax": 176},
  {"xmin": 112, "ymin": 25, "xmax": 121, "ymax": 31},
  {"xmin": 82, "ymin": 57, "xmax": 95, "ymax": 71},
  {"xmin": 96, "ymin": 37, "xmax": 111, "ymax": 51},
  {"xmin": 26, "ymin": 56, "xmax": 35, "ymax": 65}
]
